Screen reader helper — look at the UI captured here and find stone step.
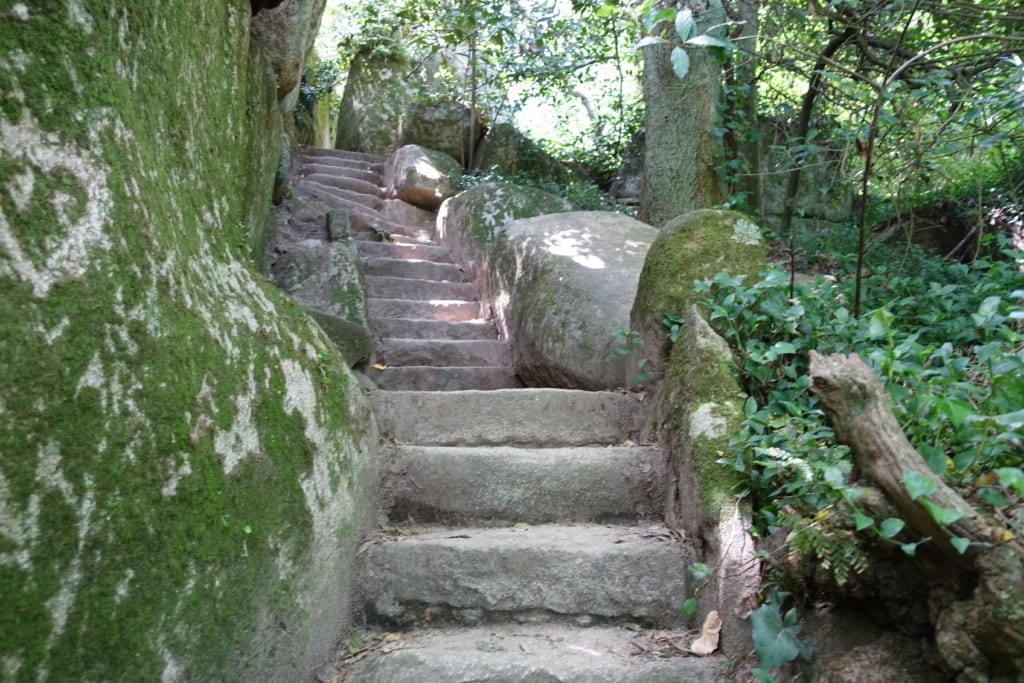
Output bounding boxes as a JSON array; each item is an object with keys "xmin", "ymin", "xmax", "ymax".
[
  {"xmin": 372, "ymin": 389, "xmax": 645, "ymax": 447},
  {"xmin": 294, "ymin": 185, "xmax": 400, "ymax": 229},
  {"xmin": 302, "ymin": 180, "xmax": 383, "ymax": 211},
  {"xmin": 341, "ymin": 624, "xmax": 725, "ymax": 682},
  {"xmin": 296, "ymin": 145, "xmax": 383, "ymax": 164},
  {"xmin": 356, "ymin": 240, "xmax": 454, "ymax": 263},
  {"xmin": 294, "ymin": 162, "xmax": 382, "ymax": 185},
  {"xmin": 360, "ymin": 524, "xmax": 688, "ymax": 625},
  {"xmin": 297, "ymin": 155, "xmax": 384, "ymax": 175},
  {"xmin": 376, "ymin": 338, "xmax": 511, "ymax": 367},
  {"xmin": 367, "ymin": 298, "xmax": 480, "ymax": 322},
  {"xmin": 368, "ymin": 366, "xmax": 521, "ymax": 391},
  {"xmin": 362, "ymin": 258, "xmax": 464, "ymax": 281},
  {"xmin": 382, "ymin": 445, "xmax": 666, "ymax": 524},
  {"xmin": 369, "ymin": 318, "xmax": 498, "ymax": 341},
  {"xmin": 365, "ymin": 276, "xmax": 476, "ymax": 302},
  {"xmin": 302, "ymin": 173, "xmax": 383, "ymax": 199}
]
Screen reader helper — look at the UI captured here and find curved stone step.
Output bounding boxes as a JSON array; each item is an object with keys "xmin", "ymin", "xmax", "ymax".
[
  {"xmin": 376, "ymin": 338, "xmax": 511, "ymax": 367},
  {"xmin": 302, "ymin": 173, "xmax": 383, "ymax": 198},
  {"xmin": 341, "ymin": 624, "xmax": 725, "ymax": 682},
  {"xmin": 360, "ymin": 524, "xmax": 688, "ymax": 625},
  {"xmin": 369, "ymin": 318, "xmax": 498, "ymax": 341},
  {"xmin": 303, "ymin": 180, "xmax": 383, "ymax": 210},
  {"xmin": 372, "ymin": 389, "xmax": 645, "ymax": 447},
  {"xmin": 356, "ymin": 241, "xmax": 454, "ymax": 262},
  {"xmin": 295, "ymin": 162, "xmax": 382, "ymax": 185},
  {"xmin": 368, "ymin": 298, "xmax": 479, "ymax": 322},
  {"xmin": 382, "ymin": 445, "xmax": 666, "ymax": 524},
  {"xmin": 368, "ymin": 365, "xmax": 521, "ymax": 391},
  {"xmin": 362, "ymin": 258, "xmax": 464, "ymax": 281},
  {"xmin": 297, "ymin": 155, "xmax": 384, "ymax": 175},
  {"xmin": 365, "ymin": 276, "xmax": 476, "ymax": 302},
  {"xmin": 296, "ymin": 145, "xmax": 383, "ymax": 163}
]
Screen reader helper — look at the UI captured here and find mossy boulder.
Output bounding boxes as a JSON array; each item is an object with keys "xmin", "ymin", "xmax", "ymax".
[
  {"xmin": 475, "ymin": 122, "xmax": 581, "ymax": 187},
  {"xmin": 384, "ymin": 144, "xmax": 462, "ymax": 211},
  {"xmin": 491, "ymin": 211, "xmax": 658, "ymax": 389},
  {"xmin": 262, "ymin": 198, "xmax": 373, "ymax": 366},
  {"xmin": 397, "ymin": 99, "xmax": 484, "ymax": 167},
  {"xmin": 1, "ymin": 3, "xmax": 375, "ymax": 680},
  {"xmin": 334, "ymin": 51, "xmax": 413, "ymax": 155},
  {"xmin": 652, "ymin": 305, "xmax": 759, "ymax": 659},
  {"xmin": 630, "ymin": 209, "xmax": 766, "ymax": 379},
  {"xmin": 250, "ymin": 0, "xmax": 328, "ymax": 103},
  {"xmin": 437, "ymin": 181, "xmax": 571, "ymax": 308}
]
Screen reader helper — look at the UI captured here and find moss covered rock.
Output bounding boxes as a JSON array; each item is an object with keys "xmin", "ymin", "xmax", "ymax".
[
  {"xmin": 630, "ymin": 209, "xmax": 766, "ymax": 378},
  {"xmin": 491, "ymin": 211, "xmax": 658, "ymax": 389},
  {"xmin": 475, "ymin": 122, "xmax": 581, "ymax": 187},
  {"xmin": 438, "ymin": 181, "xmax": 570, "ymax": 286},
  {"xmin": 653, "ymin": 305, "xmax": 759, "ymax": 659},
  {"xmin": 384, "ymin": 144, "xmax": 462, "ymax": 211},
  {"xmin": 397, "ymin": 99, "xmax": 484, "ymax": 167},
  {"xmin": 334, "ymin": 51, "xmax": 413, "ymax": 155},
  {"xmin": 251, "ymin": 0, "xmax": 328, "ymax": 103},
  {"xmin": 1, "ymin": 3, "xmax": 375, "ymax": 680}
]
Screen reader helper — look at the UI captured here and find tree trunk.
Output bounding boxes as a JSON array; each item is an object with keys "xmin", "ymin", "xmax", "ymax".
[
  {"xmin": 809, "ymin": 351, "xmax": 1024, "ymax": 679},
  {"xmin": 638, "ymin": 0, "xmax": 727, "ymax": 227}
]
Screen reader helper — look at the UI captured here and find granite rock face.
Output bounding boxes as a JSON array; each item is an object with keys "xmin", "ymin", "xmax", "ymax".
[
  {"xmin": 384, "ymin": 144, "xmax": 463, "ymax": 211},
  {"xmin": 334, "ymin": 51, "xmax": 414, "ymax": 156},
  {"xmin": 490, "ymin": 211, "xmax": 658, "ymax": 389},
  {"xmin": 250, "ymin": 0, "xmax": 328, "ymax": 102},
  {"xmin": 0, "ymin": 3, "xmax": 375, "ymax": 680}
]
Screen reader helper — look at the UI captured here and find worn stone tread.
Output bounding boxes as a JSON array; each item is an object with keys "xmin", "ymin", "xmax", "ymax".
[
  {"xmin": 355, "ymin": 240, "xmax": 454, "ymax": 262},
  {"xmin": 341, "ymin": 624, "xmax": 725, "ymax": 682},
  {"xmin": 367, "ymin": 298, "xmax": 480, "ymax": 322},
  {"xmin": 364, "ymin": 276, "xmax": 477, "ymax": 302},
  {"xmin": 376, "ymin": 338, "xmax": 510, "ymax": 367},
  {"xmin": 303, "ymin": 180, "xmax": 383, "ymax": 210},
  {"xmin": 369, "ymin": 318, "xmax": 498, "ymax": 341},
  {"xmin": 372, "ymin": 389, "xmax": 645, "ymax": 447},
  {"xmin": 361, "ymin": 523, "xmax": 688, "ymax": 623},
  {"xmin": 302, "ymin": 173, "xmax": 383, "ymax": 198},
  {"xmin": 362, "ymin": 257, "xmax": 464, "ymax": 281},
  {"xmin": 382, "ymin": 445, "xmax": 665, "ymax": 524},
  {"xmin": 295, "ymin": 162, "xmax": 382, "ymax": 184},
  {"xmin": 296, "ymin": 145, "xmax": 384, "ymax": 164},
  {"xmin": 368, "ymin": 365, "xmax": 521, "ymax": 391}
]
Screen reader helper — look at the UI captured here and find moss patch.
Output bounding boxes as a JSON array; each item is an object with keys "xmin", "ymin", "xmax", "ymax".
[
  {"xmin": 630, "ymin": 209, "xmax": 766, "ymax": 376},
  {"xmin": 1, "ymin": 3, "xmax": 374, "ymax": 680}
]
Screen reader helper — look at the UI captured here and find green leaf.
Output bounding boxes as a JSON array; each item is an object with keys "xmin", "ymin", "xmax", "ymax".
[
  {"xmin": 674, "ymin": 8, "xmax": 696, "ymax": 41},
  {"xmin": 751, "ymin": 604, "xmax": 804, "ymax": 669},
  {"xmin": 879, "ymin": 518, "xmax": 905, "ymax": 538},
  {"xmin": 680, "ymin": 598, "xmax": 698, "ymax": 617},
  {"xmin": 995, "ymin": 467, "xmax": 1024, "ymax": 494},
  {"xmin": 689, "ymin": 562, "xmax": 712, "ymax": 582},
  {"xmin": 868, "ymin": 309, "xmax": 894, "ymax": 339},
  {"xmin": 637, "ymin": 36, "xmax": 667, "ymax": 48},
  {"xmin": 670, "ymin": 46, "xmax": 690, "ymax": 79},
  {"xmin": 949, "ymin": 536, "xmax": 971, "ymax": 555},
  {"xmin": 751, "ymin": 669, "xmax": 776, "ymax": 683},
  {"xmin": 853, "ymin": 509, "xmax": 874, "ymax": 531},
  {"xmin": 939, "ymin": 399, "xmax": 974, "ymax": 428},
  {"xmin": 685, "ymin": 34, "xmax": 735, "ymax": 50},
  {"xmin": 772, "ymin": 341, "xmax": 797, "ymax": 355},
  {"xmin": 903, "ymin": 470, "xmax": 937, "ymax": 500},
  {"xmin": 921, "ymin": 499, "xmax": 965, "ymax": 526},
  {"xmin": 596, "ymin": 3, "xmax": 617, "ymax": 18},
  {"xmin": 900, "ymin": 542, "xmax": 918, "ymax": 556}
]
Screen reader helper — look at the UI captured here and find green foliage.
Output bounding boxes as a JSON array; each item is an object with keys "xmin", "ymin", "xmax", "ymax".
[
  {"xmin": 694, "ymin": 241, "xmax": 1024, "ymax": 586},
  {"xmin": 750, "ymin": 598, "xmax": 813, "ymax": 674}
]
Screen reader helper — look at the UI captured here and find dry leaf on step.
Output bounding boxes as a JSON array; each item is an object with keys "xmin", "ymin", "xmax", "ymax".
[{"xmin": 689, "ymin": 610, "xmax": 722, "ymax": 656}]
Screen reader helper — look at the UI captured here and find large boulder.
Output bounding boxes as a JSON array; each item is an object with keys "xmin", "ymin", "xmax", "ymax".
[
  {"xmin": 438, "ymin": 181, "xmax": 571, "ymax": 303},
  {"xmin": 0, "ymin": 3, "xmax": 375, "ymax": 680},
  {"xmin": 262, "ymin": 198, "xmax": 373, "ymax": 365},
  {"xmin": 397, "ymin": 99, "xmax": 484, "ymax": 167},
  {"xmin": 334, "ymin": 51, "xmax": 413, "ymax": 156},
  {"xmin": 384, "ymin": 144, "xmax": 462, "ymax": 211},
  {"xmin": 491, "ymin": 212, "xmax": 659, "ymax": 389},
  {"xmin": 250, "ymin": 0, "xmax": 327, "ymax": 103},
  {"xmin": 475, "ymin": 122, "xmax": 581, "ymax": 187},
  {"xmin": 631, "ymin": 209, "xmax": 766, "ymax": 378},
  {"xmin": 651, "ymin": 306, "xmax": 759, "ymax": 659}
]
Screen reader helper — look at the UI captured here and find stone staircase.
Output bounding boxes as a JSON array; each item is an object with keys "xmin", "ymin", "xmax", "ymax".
[{"xmin": 291, "ymin": 146, "xmax": 726, "ymax": 681}]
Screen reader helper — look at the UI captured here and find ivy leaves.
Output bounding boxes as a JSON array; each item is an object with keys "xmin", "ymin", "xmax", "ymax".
[{"xmin": 636, "ymin": 6, "xmax": 737, "ymax": 80}]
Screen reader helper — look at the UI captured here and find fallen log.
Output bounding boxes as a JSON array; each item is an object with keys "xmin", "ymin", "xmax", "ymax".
[{"xmin": 808, "ymin": 351, "xmax": 1024, "ymax": 677}]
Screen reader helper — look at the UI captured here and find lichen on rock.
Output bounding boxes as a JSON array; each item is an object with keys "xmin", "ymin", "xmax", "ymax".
[{"xmin": 1, "ymin": 3, "xmax": 375, "ymax": 680}]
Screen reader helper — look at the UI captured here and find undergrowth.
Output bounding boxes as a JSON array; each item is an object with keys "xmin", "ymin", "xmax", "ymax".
[{"xmin": 686, "ymin": 238, "xmax": 1023, "ymax": 675}]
